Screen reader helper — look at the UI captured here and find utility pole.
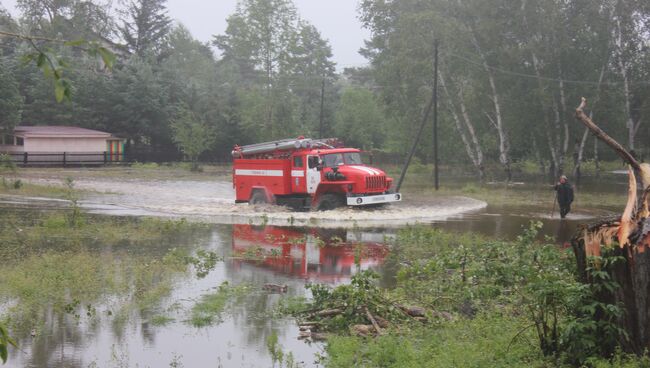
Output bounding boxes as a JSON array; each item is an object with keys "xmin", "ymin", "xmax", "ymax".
[
  {"xmin": 433, "ymin": 40, "xmax": 439, "ymax": 190},
  {"xmin": 395, "ymin": 43, "xmax": 439, "ymax": 193},
  {"xmin": 319, "ymin": 78, "xmax": 325, "ymax": 138}
]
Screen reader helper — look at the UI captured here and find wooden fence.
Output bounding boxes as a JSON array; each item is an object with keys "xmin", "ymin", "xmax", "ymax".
[{"xmin": 4, "ymin": 151, "xmax": 123, "ymax": 166}]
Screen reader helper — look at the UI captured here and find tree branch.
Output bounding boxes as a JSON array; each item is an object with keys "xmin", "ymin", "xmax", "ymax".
[{"xmin": 575, "ymin": 97, "xmax": 640, "ymax": 171}]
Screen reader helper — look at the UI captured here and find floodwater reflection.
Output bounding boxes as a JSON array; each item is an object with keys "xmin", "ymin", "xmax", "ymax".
[
  {"xmin": 5, "ymin": 222, "xmax": 395, "ymax": 368},
  {"xmin": 231, "ymin": 224, "xmax": 391, "ymax": 284}
]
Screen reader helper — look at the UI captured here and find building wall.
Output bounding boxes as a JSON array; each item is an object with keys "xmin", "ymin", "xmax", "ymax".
[
  {"xmin": 24, "ymin": 137, "xmax": 108, "ymax": 152},
  {"xmin": 0, "ymin": 145, "xmax": 24, "ymax": 153}
]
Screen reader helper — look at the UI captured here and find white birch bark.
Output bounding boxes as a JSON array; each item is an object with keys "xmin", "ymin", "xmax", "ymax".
[
  {"xmin": 467, "ymin": 29, "xmax": 511, "ymax": 180},
  {"xmin": 440, "ymin": 70, "xmax": 485, "ymax": 180}
]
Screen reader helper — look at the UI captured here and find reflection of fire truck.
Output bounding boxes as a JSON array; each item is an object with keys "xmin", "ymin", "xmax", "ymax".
[
  {"xmin": 232, "ymin": 137, "xmax": 401, "ymax": 210},
  {"xmin": 231, "ymin": 224, "xmax": 389, "ymax": 283}
]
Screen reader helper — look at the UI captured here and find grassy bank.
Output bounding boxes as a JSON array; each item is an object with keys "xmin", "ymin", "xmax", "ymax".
[
  {"xmin": 298, "ymin": 224, "xmax": 645, "ymax": 367},
  {"xmin": 382, "ymin": 160, "xmax": 628, "ymax": 210},
  {"xmin": 6, "ymin": 162, "xmax": 232, "ymax": 182}
]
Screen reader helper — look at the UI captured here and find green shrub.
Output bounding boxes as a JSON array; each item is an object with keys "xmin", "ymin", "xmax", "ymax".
[
  {"xmin": 0, "ymin": 154, "xmax": 16, "ymax": 173},
  {"xmin": 130, "ymin": 162, "xmax": 159, "ymax": 170}
]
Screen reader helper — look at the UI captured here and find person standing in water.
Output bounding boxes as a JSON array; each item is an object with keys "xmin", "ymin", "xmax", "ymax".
[{"xmin": 554, "ymin": 175, "xmax": 574, "ymax": 219}]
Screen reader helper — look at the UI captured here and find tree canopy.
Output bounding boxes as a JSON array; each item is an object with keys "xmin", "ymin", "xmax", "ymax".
[{"xmin": 0, "ymin": 0, "xmax": 647, "ymax": 176}]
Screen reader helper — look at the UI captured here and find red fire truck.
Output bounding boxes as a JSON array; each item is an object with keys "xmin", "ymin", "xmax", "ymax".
[{"xmin": 232, "ymin": 137, "xmax": 402, "ymax": 210}]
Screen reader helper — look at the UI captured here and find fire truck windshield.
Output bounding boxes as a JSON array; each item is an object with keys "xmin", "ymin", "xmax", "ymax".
[{"xmin": 322, "ymin": 152, "xmax": 362, "ymax": 167}]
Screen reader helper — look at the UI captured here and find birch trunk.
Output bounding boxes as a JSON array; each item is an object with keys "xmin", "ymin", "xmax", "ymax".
[
  {"xmin": 468, "ymin": 29, "xmax": 511, "ymax": 181},
  {"xmin": 459, "ymin": 88, "xmax": 485, "ymax": 180},
  {"xmin": 615, "ymin": 18, "xmax": 637, "ymax": 151},
  {"xmin": 521, "ymin": 0, "xmax": 569, "ymax": 178},
  {"xmin": 440, "ymin": 71, "xmax": 485, "ymax": 180},
  {"xmin": 574, "ymin": 63, "xmax": 607, "ymax": 179}
]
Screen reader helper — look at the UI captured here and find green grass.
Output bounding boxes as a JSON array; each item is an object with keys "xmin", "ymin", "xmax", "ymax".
[
  {"xmin": 150, "ymin": 315, "xmax": 175, "ymax": 326},
  {"xmin": 0, "ymin": 178, "xmax": 87, "ymax": 199},
  {"xmin": 7, "ymin": 163, "xmax": 232, "ymax": 182},
  {"xmin": 438, "ymin": 183, "xmax": 625, "ymax": 209},
  {"xmin": 0, "ymin": 212, "xmax": 210, "ymax": 262},
  {"xmin": 382, "ymin": 160, "xmax": 628, "ymax": 210},
  {"xmin": 188, "ymin": 282, "xmax": 252, "ymax": 327},
  {"xmin": 326, "ymin": 314, "xmax": 545, "ymax": 368},
  {"xmin": 319, "ymin": 224, "xmax": 648, "ymax": 367}
]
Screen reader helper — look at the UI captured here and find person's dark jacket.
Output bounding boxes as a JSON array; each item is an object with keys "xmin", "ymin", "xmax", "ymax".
[{"xmin": 555, "ymin": 182, "xmax": 574, "ymax": 206}]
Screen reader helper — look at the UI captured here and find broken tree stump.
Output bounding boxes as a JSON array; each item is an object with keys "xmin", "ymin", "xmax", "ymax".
[{"xmin": 571, "ymin": 98, "xmax": 650, "ymax": 355}]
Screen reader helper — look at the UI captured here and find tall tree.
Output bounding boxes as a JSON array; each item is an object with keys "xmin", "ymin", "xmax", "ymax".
[
  {"xmin": 119, "ymin": 0, "xmax": 171, "ymax": 56},
  {"xmin": 0, "ymin": 59, "xmax": 23, "ymax": 140},
  {"xmin": 214, "ymin": 0, "xmax": 336, "ymax": 139},
  {"xmin": 334, "ymin": 87, "xmax": 386, "ymax": 150},
  {"xmin": 170, "ymin": 105, "xmax": 216, "ymax": 170}
]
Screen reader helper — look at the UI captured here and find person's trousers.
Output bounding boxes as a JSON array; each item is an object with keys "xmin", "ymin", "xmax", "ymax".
[{"xmin": 560, "ymin": 204, "xmax": 571, "ymax": 218}]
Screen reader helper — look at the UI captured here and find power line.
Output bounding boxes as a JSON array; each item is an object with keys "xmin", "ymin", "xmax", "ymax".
[{"xmin": 444, "ymin": 51, "xmax": 650, "ymax": 87}]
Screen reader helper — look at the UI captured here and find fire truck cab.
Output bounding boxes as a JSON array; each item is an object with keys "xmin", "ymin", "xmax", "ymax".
[{"xmin": 232, "ymin": 137, "xmax": 402, "ymax": 210}]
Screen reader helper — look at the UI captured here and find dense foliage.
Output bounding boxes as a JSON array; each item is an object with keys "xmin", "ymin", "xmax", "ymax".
[
  {"xmin": 320, "ymin": 223, "xmax": 639, "ymax": 367},
  {"xmin": 0, "ymin": 0, "xmax": 648, "ymax": 174}
]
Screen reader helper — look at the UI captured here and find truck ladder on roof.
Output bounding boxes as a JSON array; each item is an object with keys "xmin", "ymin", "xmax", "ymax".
[{"xmin": 232, "ymin": 137, "xmax": 337, "ymax": 157}]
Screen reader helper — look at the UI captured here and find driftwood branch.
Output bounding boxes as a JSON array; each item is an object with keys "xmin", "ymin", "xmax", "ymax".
[
  {"xmin": 575, "ymin": 97, "xmax": 640, "ymax": 171},
  {"xmin": 364, "ymin": 306, "xmax": 383, "ymax": 335}
]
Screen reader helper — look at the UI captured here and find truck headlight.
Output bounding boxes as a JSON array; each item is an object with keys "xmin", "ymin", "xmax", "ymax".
[
  {"xmin": 356, "ymin": 198, "xmax": 363, "ymax": 204},
  {"xmin": 395, "ymin": 194, "xmax": 401, "ymax": 200}
]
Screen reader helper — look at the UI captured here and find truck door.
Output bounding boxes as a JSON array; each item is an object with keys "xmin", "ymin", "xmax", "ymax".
[
  {"xmin": 306, "ymin": 155, "xmax": 321, "ymax": 194},
  {"xmin": 291, "ymin": 155, "xmax": 306, "ymax": 193}
]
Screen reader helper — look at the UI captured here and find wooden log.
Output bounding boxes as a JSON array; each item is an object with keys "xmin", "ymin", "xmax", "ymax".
[
  {"xmin": 364, "ymin": 306, "xmax": 383, "ymax": 335},
  {"xmin": 298, "ymin": 331, "xmax": 311, "ymax": 339},
  {"xmin": 374, "ymin": 315, "xmax": 390, "ymax": 328},
  {"xmin": 397, "ymin": 305, "xmax": 426, "ymax": 317},
  {"xmin": 262, "ymin": 283, "xmax": 288, "ymax": 293},
  {"xmin": 298, "ymin": 321, "xmax": 321, "ymax": 326},
  {"xmin": 315, "ymin": 308, "xmax": 343, "ymax": 317},
  {"xmin": 310, "ymin": 332, "xmax": 328, "ymax": 341},
  {"xmin": 350, "ymin": 324, "xmax": 374, "ymax": 337}
]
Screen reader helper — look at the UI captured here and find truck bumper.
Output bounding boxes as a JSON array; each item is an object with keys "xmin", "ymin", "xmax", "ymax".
[{"xmin": 346, "ymin": 193, "xmax": 402, "ymax": 206}]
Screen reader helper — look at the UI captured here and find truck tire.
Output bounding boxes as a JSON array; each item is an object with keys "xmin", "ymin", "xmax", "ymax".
[
  {"xmin": 249, "ymin": 190, "xmax": 267, "ymax": 205},
  {"xmin": 315, "ymin": 193, "xmax": 345, "ymax": 211}
]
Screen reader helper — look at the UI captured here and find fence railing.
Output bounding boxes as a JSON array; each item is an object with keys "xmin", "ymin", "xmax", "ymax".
[{"xmin": 4, "ymin": 151, "xmax": 123, "ymax": 166}]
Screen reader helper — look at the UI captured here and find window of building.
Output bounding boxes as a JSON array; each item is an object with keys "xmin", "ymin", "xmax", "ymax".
[{"xmin": 16, "ymin": 137, "xmax": 24, "ymax": 146}]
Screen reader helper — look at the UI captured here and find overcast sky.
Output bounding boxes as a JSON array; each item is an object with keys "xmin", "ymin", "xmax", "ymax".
[{"xmin": 1, "ymin": 0, "xmax": 371, "ymax": 69}]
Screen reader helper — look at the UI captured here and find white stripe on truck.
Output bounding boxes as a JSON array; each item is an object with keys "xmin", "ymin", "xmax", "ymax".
[
  {"xmin": 235, "ymin": 169, "xmax": 284, "ymax": 177},
  {"xmin": 349, "ymin": 165, "xmax": 379, "ymax": 175},
  {"xmin": 291, "ymin": 170, "xmax": 304, "ymax": 177}
]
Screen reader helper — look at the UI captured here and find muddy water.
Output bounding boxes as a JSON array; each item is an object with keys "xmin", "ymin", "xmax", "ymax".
[
  {"xmin": 3, "ymin": 213, "xmax": 590, "ymax": 367},
  {"xmin": 5, "ymin": 222, "xmax": 394, "ymax": 368},
  {"xmin": 1, "ymin": 172, "xmax": 629, "ymax": 367},
  {"xmin": 16, "ymin": 176, "xmax": 488, "ymax": 228}
]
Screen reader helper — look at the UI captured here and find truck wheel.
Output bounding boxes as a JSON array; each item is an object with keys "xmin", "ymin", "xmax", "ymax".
[
  {"xmin": 249, "ymin": 190, "xmax": 267, "ymax": 205},
  {"xmin": 316, "ymin": 193, "xmax": 345, "ymax": 211}
]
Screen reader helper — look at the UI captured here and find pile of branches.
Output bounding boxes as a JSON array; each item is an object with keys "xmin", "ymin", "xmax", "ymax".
[{"xmin": 292, "ymin": 270, "xmax": 430, "ymax": 341}]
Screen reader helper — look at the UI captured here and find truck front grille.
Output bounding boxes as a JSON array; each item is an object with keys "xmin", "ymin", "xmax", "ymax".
[{"xmin": 366, "ymin": 175, "xmax": 386, "ymax": 190}]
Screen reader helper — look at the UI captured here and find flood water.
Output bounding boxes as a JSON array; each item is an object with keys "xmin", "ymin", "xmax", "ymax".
[
  {"xmin": 1, "ymin": 214, "xmax": 592, "ymax": 368},
  {"xmin": 0, "ymin": 172, "xmax": 629, "ymax": 367},
  {"xmin": 3, "ymin": 218, "xmax": 397, "ymax": 368}
]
